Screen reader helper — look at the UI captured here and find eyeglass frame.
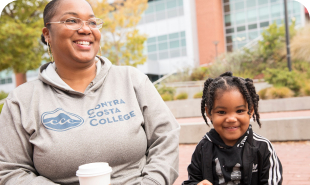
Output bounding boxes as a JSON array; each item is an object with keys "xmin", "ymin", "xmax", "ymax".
[{"xmin": 46, "ymin": 17, "xmax": 104, "ymax": 30}]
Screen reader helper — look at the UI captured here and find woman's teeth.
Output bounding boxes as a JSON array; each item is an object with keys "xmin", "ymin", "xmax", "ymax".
[{"xmin": 76, "ymin": 41, "xmax": 90, "ymax": 46}]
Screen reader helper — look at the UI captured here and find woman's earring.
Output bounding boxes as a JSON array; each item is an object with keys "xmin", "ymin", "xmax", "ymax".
[
  {"xmin": 98, "ymin": 46, "xmax": 102, "ymax": 56},
  {"xmin": 47, "ymin": 41, "xmax": 54, "ymax": 62}
]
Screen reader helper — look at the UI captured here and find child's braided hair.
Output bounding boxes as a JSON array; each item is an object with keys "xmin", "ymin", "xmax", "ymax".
[{"xmin": 201, "ymin": 71, "xmax": 261, "ymax": 127}]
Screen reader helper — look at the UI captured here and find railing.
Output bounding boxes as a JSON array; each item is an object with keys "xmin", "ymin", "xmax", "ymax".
[
  {"xmin": 152, "ymin": 71, "xmax": 176, "ymax": 85},
  {"xmin": 242, "ymin": 36, "xmax": 262, "ymax": 50}
]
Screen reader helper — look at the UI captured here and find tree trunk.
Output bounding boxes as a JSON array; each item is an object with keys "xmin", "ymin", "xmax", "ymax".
[{"xmin": 15, "ymin": 73, "xmax": 27, "ymax": 87}]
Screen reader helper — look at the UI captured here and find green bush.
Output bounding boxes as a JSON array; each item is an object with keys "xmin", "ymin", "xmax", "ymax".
[
  {"xmin": 0, "ymin": 91, "xmax": 8, "ymax": 114},
  {"xmin": 175, "ymin": 92, "xmax": 188, "ymax": 100},
  {"xmin": 300, "ymin": 83, "xmax": 310, "ymax": 96},
  {"xmin": 263, "ymin": 68, "xmax": 302, "ymax": 93},
  {"xmin": 0, "ymin": 91, "xmax": 8, "ymax": 100},
  {"xmin": 161, "ymin": 93, "xmax": 173, "ymax": 101},
  {"xmin": 258, "ymin": 88, "xmax": 269, "ymax": 100},
  {"xmin": 265, "ymin": 87, "xmax": 294, "ymax": 99},
  {"xmin": 156, "ymin": 85, "xmax": 176, "ymax": 97},
  {"xmin": 190, "ymin": 67, "xmax": 209, "ymax": 81},
  {"xmin": 193, "ymin": 91, "xmax": 203, "ymax": 99},
  {"xmin": 0, "ymin": 104, "xmax": 3, "ymax": 113}
]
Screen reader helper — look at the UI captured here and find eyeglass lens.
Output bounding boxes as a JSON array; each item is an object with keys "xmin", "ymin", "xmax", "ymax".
[{"xmin": 65, "ymin": 18, "xmax": 103, "ymax": 30}]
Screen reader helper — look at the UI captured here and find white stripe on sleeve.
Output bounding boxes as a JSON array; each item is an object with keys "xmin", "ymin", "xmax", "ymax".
[{"xmin": 253, "ymin": 133, "xmax": 282, "ymax": 185}]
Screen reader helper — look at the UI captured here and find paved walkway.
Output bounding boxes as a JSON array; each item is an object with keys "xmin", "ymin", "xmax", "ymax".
[{"xmin": 174, "ymin": 141, "xmax": 310, "ymax": 185}]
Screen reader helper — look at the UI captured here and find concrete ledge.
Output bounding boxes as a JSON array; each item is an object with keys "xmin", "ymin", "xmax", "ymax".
[
  {"xmin": 166, "ymin": 96, "xmax": 310, "ymax": 118},
  {"xmin": 259, "ymin": 96, "xmax": 310, "ymax": 112},
  {"xmin": 179, "ymin": 117, "xmax": 310, "ymax": 144}
]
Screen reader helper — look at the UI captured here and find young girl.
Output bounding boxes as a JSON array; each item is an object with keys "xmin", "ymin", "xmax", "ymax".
[{"xmin": 183, "ymin": 72, "xmax": 283, "ymax": 185}]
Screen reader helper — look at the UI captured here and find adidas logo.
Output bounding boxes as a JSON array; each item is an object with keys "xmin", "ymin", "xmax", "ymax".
[{"xmin": 252, "ymin": 164, "xmax": 258, "ymax": 172}]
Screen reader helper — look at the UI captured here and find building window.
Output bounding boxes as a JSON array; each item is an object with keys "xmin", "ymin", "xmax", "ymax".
[
  {"xmin": 0, "ymin": 79, "xmax": 6, "ymax": 84},
  {"xmin": 0, "ymin": 77, "xmax": 13, "ymax": 85},
  {"xmin": 271, "ymin": 4, "xmax": 282, "ymax": 18},
  {"xmin": 139, "ymin": 0, "xmax": 184, "ymax": 25},
  {"xmin": 260, "ymin": 0, "xmax": 269, "ymax": 5},
  {"xmin": 235, "ymin": 11, "xmax": 246, "ymax": 25},
  {"xmin": 247, "ymin": 10, "xmax": 257, "ymax": 23},
  {"xmin": 272, "ymin": 18, "xmax": 283, "ymax": 25},
  {"xmin": 226, "ymin": 28, "xmax": 234, "ymax": 34},
  {"xmin": 226, "ymin": 36, "xmax": 232, "ymax": 44},
  {"xmin": 237, "ymin": 26, "xmax": 246, "ymax": 32},
  {"xmin": 260, "ymin": 21, "xmax": 270, "ymax": 28},
  {"xmin": 0, "ymin": 71, "xmax": 13, "ymax": 85},
  {"xmin": 227, "ymin": 45, "xmax": 233, "ymax": 52},
  {"xmin": 248, "ymin": 23, "xmax": 257, "ymax": 30},
  {"xmin": 147, "ymin": 31, "xmax": 187, "ymax": 60},
  {"xmin": 248, "ymin": 31, "xmax": 259, "ymax": 40},
  {"xmin": 246, "ymin": 0, "xmax": 256, "ymax": 8},
  {"xmin": 234, "ymin": 2, "xmax": 244, "ymax": 11},
  {"xmin": 259, "ymin": 6, "xmax": 270, "ymax": 20},
  {"xmin": 225, "ymin": 14, "xmax": 232, "ymax": 26},
  {"xmin": 223, "ymin": 0, "xmax": 303, "ymax": 52},
  {"xmin": 224, "ymin": 4, "xmax": 231, "ymax": 13}
]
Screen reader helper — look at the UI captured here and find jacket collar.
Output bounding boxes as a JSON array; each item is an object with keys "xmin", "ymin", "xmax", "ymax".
[{"xmin": 246, "ymin": 124, "xmax": 254, "ymax": 146}]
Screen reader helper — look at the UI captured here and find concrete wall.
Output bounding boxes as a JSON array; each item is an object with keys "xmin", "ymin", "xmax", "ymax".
[
  {"xmin": 259, "ymin": 96, "xmax": 310, "ymax": 112},
  {"xmin": 179, "ymin": 117, "xmax": 310, "ymax": 143},
  {"xmin": 166, "ymin": 96, "xmax": 310, "ymax": 118},
  {"xmin": 175, "ymin": 86, "xmax": 202, "ymax": 100}
]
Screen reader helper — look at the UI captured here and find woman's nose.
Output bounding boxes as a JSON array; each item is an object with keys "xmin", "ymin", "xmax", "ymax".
[{"xmin": 78, "ymin": 21, "xmax": 92, "ymax": 34}]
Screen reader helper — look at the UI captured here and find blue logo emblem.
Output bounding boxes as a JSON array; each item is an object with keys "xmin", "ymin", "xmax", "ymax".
[{"xmin": 41, "ymin": 108, "xmax": 84, "ymax": 132}]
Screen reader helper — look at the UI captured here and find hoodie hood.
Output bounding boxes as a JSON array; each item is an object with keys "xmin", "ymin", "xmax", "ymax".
[{"xmin": 38, "ymin": 56, "xmax": 112, "ymax": 96}]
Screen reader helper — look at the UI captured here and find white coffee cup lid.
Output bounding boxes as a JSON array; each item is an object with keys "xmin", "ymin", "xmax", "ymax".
[{"xmin": 76, "ymin": 162, "xmax": 112, "ymax": 177}]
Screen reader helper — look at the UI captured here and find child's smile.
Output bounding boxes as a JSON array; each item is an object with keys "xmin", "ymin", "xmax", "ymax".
[{"xmin": 206, "ymin": 89, "xmax": 253, "ymax": 146}]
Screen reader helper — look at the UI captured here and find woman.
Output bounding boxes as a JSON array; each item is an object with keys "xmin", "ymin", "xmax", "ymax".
[{"xmin": 0, "ymin": 0, "xmax": 180, "ymax": 184}]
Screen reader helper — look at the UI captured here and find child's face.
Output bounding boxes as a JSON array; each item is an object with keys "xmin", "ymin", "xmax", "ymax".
[{"xmin": 206, "ymin": 89, "xmax": 253, "ymax": 146}]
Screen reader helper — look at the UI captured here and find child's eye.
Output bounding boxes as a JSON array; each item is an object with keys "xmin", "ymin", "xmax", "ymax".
[
  {"xmin": 237, "ymin": 110, "xmax": 245, "ymax": 113},
  {"xmin": 217, "ymin": 111, "xmax": 226, "ymax": 114}
]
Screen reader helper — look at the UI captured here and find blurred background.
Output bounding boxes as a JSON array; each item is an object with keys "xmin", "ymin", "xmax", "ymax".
[
  {"xmin": 0, "ymin": 0, "xmax": 309, "ymax": 100},
  {"xmin": 0, "ymin": 1, "xmax": 310, "ymax": 184}
]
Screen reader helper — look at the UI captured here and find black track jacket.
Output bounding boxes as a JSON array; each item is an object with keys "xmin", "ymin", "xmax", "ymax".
[{"xmin": 183, "ymin": 128, "xmax": 283, "ymax": 185}]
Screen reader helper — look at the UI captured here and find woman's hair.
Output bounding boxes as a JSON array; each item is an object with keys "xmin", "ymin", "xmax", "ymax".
[
  {"xmin": 201, "ymin": 71, "xmax": 261, "ymax": 127},
  {"xmin": 41, "ymin": 0, "xmax": 62, "ymax": 45}
]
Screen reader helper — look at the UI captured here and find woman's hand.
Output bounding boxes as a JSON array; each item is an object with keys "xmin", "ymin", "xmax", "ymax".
[{"xmin": 197, "ymin": 180, "xmax": 213, "ymax": 185}]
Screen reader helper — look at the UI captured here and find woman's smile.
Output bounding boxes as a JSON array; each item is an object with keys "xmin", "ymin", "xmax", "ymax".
[{"xmin": 73, "ymin": 39, "xmax": 93, "ymax": 50}]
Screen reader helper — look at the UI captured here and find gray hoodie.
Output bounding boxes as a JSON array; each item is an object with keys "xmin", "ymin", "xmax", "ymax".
[{"xmin": 0, "ymin": 57, "xmax": 180, "ymax": 185}]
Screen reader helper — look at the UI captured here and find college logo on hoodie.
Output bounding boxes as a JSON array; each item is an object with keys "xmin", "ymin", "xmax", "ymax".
[{"xmin": 41, "ymin": 108, "xmax": 84, "ymax": 131}]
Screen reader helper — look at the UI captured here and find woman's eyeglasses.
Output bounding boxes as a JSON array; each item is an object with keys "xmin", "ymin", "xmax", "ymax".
[{"xmin": 46, "ymin": 17, "xmax": 103, "ymax": 30}]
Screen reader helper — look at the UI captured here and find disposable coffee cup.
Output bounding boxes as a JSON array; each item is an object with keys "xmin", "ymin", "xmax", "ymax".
[{"xmin": 76, "ymin": 162, "xmax": 112, "ymax": 185}]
